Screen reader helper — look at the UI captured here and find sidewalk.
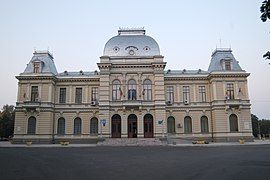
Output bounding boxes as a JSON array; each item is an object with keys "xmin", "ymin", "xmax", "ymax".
[
  {"xmin": 0, "ymin": 141, "xmax": 96, "ymax": 148},
  {"xmin": 1, "ymin": 140, "xmax": 270, "ymax": 147},
  {"xmin": 172, "ymin": 139, "xmax": 270, "ymax": 147}
]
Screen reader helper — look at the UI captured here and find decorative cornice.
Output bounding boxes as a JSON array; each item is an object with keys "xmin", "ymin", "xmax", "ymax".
[
  {"xmin": 16, "ymin": 75, "xmax": 57, "ymax": 81},
  {"xmin": 56, "ymin": 78, "xmax": 99, "ymax": 82}
]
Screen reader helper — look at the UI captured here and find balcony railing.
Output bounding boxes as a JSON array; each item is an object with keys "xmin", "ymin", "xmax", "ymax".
[
  {"xmin": 22, "ymin": 101, "xmax": 41, "ymax": 108},
  {"xmin": 122, "ymin": 100, "xmax": 142, "ymax": 107}
]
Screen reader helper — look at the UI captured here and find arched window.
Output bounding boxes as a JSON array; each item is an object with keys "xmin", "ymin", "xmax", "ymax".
[
  {"xmin": 229, "ymin": 114, "xmax": 238, "ymax": 132},
  {"xmin": 112, "ymin": 80, "xmax": 121, "ymax": 101},
  {"xmin": 143, "ymin": 79, "xmax": 152, "ymax": 101},
  {"xmin": 74, "ymin": 117, "xmax": 82, "ymax": 135},
  {"xmin": 184, "ymin": 116, "xmax": 192, "ymax": 133},
  {"xmin": 90, "ymin": 117, "xmax": 98, "ymax": 135},
  {"xmin": 167, "ymin": 116, "xmax": 175, "ymax": 134},
  {"xmin": 27, "ymin": 116, "xmax": 36, "ymax": 134},
  {"xmin": 128, "ymin": 79, "xmax": 137, "ymax": 100},
  {"xmin": 200, "ymin": 116, "xmax": 209, "ymax": 133},
  {"xmin": 57, "ymin": 117, "xmax": 65, "ymax": 135}
]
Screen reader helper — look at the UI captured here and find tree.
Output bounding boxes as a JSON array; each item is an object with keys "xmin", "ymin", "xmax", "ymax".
[
  {"xmin": 251, "ymin": 113, "xmax": 270, "ymax": 138},
  {"xmin": 260, "ymin": 0, "xmax": 270, "ymax": 61},
  {"xmin": 0, "ymin": 105, "xmax": 15, "ymax": 140},
  {"xmin": 260, "ymin": 119, "xmax": 270, "ymax": 137},
  {"xmin": 251, "ymin": 114, "xmax": 259, "ymax": 137}
]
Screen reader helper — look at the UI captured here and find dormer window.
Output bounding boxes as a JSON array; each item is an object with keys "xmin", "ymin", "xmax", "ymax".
[
  {"xmin": 33, "ymin": 62, "xmax": 40, "ymax": 73},
  {"xmin": 225, "ymin": 60, "xmax": 231, "ymax": 70},
  {"xmin": 32, "ymin": 60, "xmax": 43, "ymax": 73},
  {"xmin": 220, "ymin": 59, "xmax": 232, "ymax": 71}
]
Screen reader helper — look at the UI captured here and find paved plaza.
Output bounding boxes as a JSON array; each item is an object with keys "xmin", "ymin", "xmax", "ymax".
[{"xmin": 0, "ymin": 144, "xmax": 270, "ymax": 180}]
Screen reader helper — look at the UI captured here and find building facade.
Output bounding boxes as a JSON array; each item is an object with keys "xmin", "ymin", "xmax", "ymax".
[{"xmin": 13, "ymin": 29, "xmax": 253, "ymax": 143}]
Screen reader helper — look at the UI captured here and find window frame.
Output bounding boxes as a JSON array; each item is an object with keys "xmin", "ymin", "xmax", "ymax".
[
  {"xmin": 27, "ymin": 116, "xmax": 36, "ymax": 135},
  {"xmin": 226, "ymin": 83, "xmax": 234, "ymax": 100},
  {"xmin": 128, "ymin": 79, "xmax": 137, "ymax": 100},
  {"xmin": 200, "ymin": 116, "xmax": 209, "ymax": 133},
  {"xmin": 166, "ymin": 86, "xmax": 174, "ymax": 103},
  {"xmin": 198, "ymin": 86, "xmax": 206, "ymax": 102},
  {"xmin": 184, "ymin": 116, "xmax": 192, "ymax": 133},
  {"xmin": 225, "ymin": 60, "xmax": 232, "ymax": 70},
  {"xmin": 90, "ymin": 117, "xmax": 98, "ymax": 135},
  {"xmin": 183, "ymin": 86, "xmax": 190, "ymax": 102},
  {"xmin": 75, "ymin": 87, "xmax": 82, "ymax": 104},
  {"xmin": 31, "ymin": 86, "xmax": 39, "ymax": 102},
  {"xmin": 229, "ymin": 114, "xmax": 239, "ymax": 132},
  {"xmin": 91, "ymin": 87, "xmax": 98, "ymax": 102},
  {"xmin": 143, "ymin": 79, "xmax": 152, "ymax": 101},
  {"xmin": 33, "ymin": 62, "xmax": 41, "ymax": 73},
  {"xmin": 167, "ymin": 116, "xmax": 175, "ymax": 134},
  {"xmin": 74, "ymin": 117, "xmax": 82, "ymax": 135},
  {"xmin": 112, "ymin": 80, "xmax": 121, "ymax": 101},
  {"xmin": 59, "ymin": 88, "xmax": 66, "ymax": 104},
  {"xmin": 57, "ymin": 117, "xmax": 65, "ymax": 135}
]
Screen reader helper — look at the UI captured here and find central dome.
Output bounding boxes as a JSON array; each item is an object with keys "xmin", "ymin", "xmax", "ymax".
[{"xmin": 103, "ymin": 28, "xmax": 160, "ymax": 57}]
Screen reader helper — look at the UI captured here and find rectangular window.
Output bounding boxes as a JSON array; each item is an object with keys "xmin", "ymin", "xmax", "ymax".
[
  {"xmin": 225, "ymin": 61, "xmax": 231, "ymax": 70},
  {"xmin": 33, "ymin": 62, "xmax": 40, "ymax": 73},
  {"xmin": 143, "ymin": 84, "xmax": 152, "ymax": 101},
  {"xmin": 59, "ymin": 88, "xmax": 66, "ymax": 104},
  {"xmin": 112, "ymin": 84, "xmax": 121, "ymax": 101},
  {"xmin": 91, "ymin": 87, "xmax": 98, "ymax": 101},
  {"xmin": 226, "ymin": 84, "xmax": 234, "ymax": 100},
  {"xmin": 183, "ymin": 86, "xmax": 190, "ymax": 102},
  {"xmin": 31, "ymin": 86, "xmax": 39, "ymax": 102},
  {"xmin": 198, "ymin": 86, "xmax": 206, "ymax": 102},
  {"xmin": 75, "ymin": 88, "xmax": 82, "ymax": 104},
  {"xmin": 166, "ymin": 86, "xmax": 174, "ymax": 103}
]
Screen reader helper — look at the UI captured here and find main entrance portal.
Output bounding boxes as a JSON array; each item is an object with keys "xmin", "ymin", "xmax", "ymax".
[
  {"xmin": 111, "ymin": 114, "xmax": 121, "ymax": 138},
  {"xmin": 144, "ymin": 114, "xmax": 154, "ymax": 138},
  {"xmin": 128, "ymin": 114, "xmax": 137, "ymax": 138}
]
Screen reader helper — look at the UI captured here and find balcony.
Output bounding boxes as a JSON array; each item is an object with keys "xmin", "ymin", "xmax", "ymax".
[
  {"xmin": 22, "ymin": 101, "xmax": 41, "ymax": 108},
  {"xmin": 22, "ymin": 101, "xmax": 41, "ymax": 112},
  {"xmin": 122, "ymin": 100, "xmax": 142, "ymax": 109},
  {"xmin": 225, "ymin": 99, "xmax": 242, "ymax": 110}
]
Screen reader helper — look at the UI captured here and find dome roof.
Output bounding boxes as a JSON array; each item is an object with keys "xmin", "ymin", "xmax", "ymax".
[{"xmin": 103, "ymin": 29, "xmax": 160, "ymax": 57}]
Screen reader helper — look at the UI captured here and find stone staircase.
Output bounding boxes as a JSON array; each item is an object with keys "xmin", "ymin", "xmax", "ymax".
[{"xmin": 97, "ymin": 138, "xmax": 167, "ymax": 146}]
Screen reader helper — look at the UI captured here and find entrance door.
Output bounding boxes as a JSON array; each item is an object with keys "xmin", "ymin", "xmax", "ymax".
[
  {"xmin": 111, "ymin": 114, "xmax": 121, "ymax": 138},
  {"xmin": 128, "ymin": 114, "xmax": 137, "ymax": 138},
  {"xmin": 144, "ymin": 114, "xmax": 153, "ymax": 138}
]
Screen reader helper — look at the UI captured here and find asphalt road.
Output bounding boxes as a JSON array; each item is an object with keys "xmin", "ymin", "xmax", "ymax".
[{"xmin": 0, "ymin": 145, "xmax": 270, "ymax": 180}]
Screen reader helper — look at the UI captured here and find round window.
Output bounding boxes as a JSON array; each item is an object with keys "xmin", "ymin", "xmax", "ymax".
[
  {"xmin": 113, "ymin": 46, "xmax": 120, "ymax": 52},
  {"xmin": 143, "ymin": 46, "xmax": 150, "ymax": 51}
]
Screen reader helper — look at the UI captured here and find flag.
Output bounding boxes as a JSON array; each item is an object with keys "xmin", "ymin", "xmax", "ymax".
[
  {"xmin": 238, "ymin": 88, "xmax": 242, "ymax": 93},
  {"xmin": 142, "ymin": 89, "xmax": 145, "ymax": 96},
  {"xmin": 119, "ymin": 87, "xmax": 123, "ymax": 96},
  {"xmin": 225, "ymin": 91, "xmax": 229, "ymax": 100}
]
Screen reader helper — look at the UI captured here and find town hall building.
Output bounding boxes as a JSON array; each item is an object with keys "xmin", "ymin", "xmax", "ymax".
[{"xmin": 13, "ymin": 28, "xmax": 253, "ymax": 143}]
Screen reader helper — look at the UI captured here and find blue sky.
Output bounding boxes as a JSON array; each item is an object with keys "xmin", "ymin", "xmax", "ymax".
[{"xmin": 0, "ymin": 0, "xmax": 269, "ymax": 119}]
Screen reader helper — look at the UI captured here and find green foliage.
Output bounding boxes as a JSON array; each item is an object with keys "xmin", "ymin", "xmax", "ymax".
[
  {"xmin": 259, "ymin": 119, "xmax": 270, "ymax": 137},
  {"xmin": 251, "ymin": 114, "xmax": 259, "ymax": 137},
  {"xmin": 251, "ymin": 113, "xmax": 270, "ymax": 138},
  {"xmin": 260, "ymin": 1, "xmax": 270, "ymax": 61},
  {"xmin": 261, "ymin": 0, "xmax": 270, "ymax": 22},
  {"xmin": 0, "ymin": 105, "xmax": 15, "ymax": 139},
  {"xmin": 260, "ymin": 0, "xmax": 270, "ymax": 61}
]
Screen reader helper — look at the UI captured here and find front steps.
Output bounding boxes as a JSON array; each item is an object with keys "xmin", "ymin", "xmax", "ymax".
[{"xmin": 97, "ymin": 138, "xmax": 167, "ymax": 146}]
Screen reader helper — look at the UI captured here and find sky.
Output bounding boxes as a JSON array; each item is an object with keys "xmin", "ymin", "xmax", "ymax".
[{"xmin": 0, "ymin": 0, "xmax": 269, "ymax": 119}]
